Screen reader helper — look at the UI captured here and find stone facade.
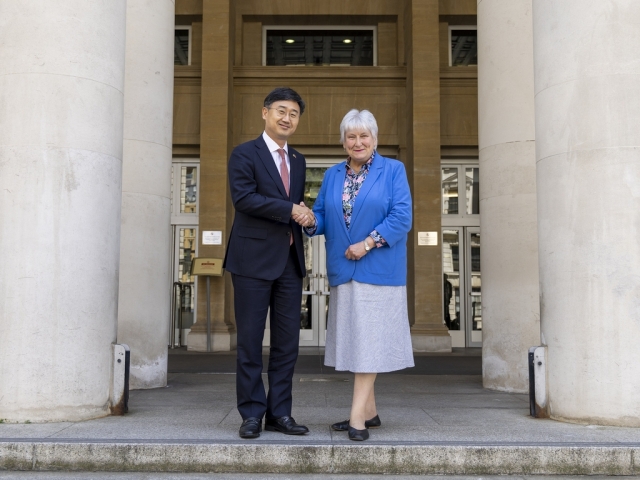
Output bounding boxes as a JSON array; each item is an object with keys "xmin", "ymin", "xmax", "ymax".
[{"xmin": 0, "ymin": 0, "xmax": 638, "ymax": 426}]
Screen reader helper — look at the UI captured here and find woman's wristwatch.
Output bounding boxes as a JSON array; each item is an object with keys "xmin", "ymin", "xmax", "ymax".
[{"xmin": 363, "ymin": 238, "xmax": 371, "ymax": 252}]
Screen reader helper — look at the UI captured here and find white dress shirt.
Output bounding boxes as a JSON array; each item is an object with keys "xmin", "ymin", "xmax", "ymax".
[{"xmin": 262, "ymin": 131, "xmax": 290, "ymax": 175}]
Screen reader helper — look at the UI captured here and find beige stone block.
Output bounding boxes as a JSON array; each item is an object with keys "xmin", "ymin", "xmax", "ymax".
[
  {"xmin": 439, "ymin": 0, "xmax": 477, "ymax": 15},
  {"xmin": 411, "ymin": 333, "xmax": 452, "ymax": 352},
  {"xmin": 176, "ymin": 0, "xmax": 202, "ymax": 15},
  {"xmin": 187, "ymin": 330, "xmax": 237, "ymax": 352}
]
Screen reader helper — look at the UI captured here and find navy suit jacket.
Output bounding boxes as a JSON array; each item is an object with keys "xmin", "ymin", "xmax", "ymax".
[{"xmin": 223, "ymin": 135, "xmax": 306, "ymax": 280}]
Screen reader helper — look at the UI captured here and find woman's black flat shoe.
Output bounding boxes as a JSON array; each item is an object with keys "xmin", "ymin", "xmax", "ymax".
[
  {"xmin": 348, "ymin": 424, "xmax": 370, "ymax": 441},
  {"xmin": 331, "ymin": 415, "xmax": 381, "ymax": 431}
]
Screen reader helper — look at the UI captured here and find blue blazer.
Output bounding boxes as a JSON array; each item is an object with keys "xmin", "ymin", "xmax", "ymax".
[{"xmin": 309, "ymin": 152, "xmax": 412, "ymax": 287}]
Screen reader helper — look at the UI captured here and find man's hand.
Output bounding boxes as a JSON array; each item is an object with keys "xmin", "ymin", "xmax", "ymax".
[{"xmin": 292, "ymin": 202, "xmax": 315, "ymax": 227}]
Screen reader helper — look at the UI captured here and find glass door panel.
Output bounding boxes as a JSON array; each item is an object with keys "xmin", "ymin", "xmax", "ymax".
[
  {"xmin": 299, "ymin": 232, "xmax": 329, "ymax": 346},
  {"xmin": 442, "ymin": 226, "xmax": 482, "ymax": 348},
  {"xmin": 180, "ymin": 166, "xmax": 198, "ymax": 214},
  {"xmin": 465, "ymin": 167, "xmax": 480, "ymax": 214},
  {"xmin": 467, "ymin": 228, "xmax": 482, "ymax": 346},
  {"xmin": 304, "ymin": 167, "xmax": 328, "ymax": 209},
  {"xmin": 442, "ymin": 167, "xmax": 459, "ymax": 214},
  {"xmin": 171, "ymin": 160, "xmax": 200, "ymax": 348},
  {"xmin": 443, "ymin": 228, "xmax": 464, "ymax": 347},
  {"xmin": 441, "ymin": 161, "xmax": 480, "ymax": 348},
  {"xmin": 316, "ymin": 236, "xmax": 329, "ymax": 347},
  {"xmin": 441, "ymin": 162, "xmax": 479, "ymax": 226},
  {"xmin": 300, "ymin": 234, "xmax": 315, "ymax": 344},
  {"xmin": 171, "ymin": 162, "xmax": 199, "ymax": 225},
  {"xmin": 172, "ymin": 226, "xmax": 197, "ymax": 346},
  {"xmin": 300, "ymin": 166, "xmax": 330, "ymax": 346}
]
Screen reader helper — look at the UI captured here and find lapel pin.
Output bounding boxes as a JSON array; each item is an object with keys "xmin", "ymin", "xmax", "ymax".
[{"xmin": 292, "ymin": 154, "xmax": 296, "ymax": 158}]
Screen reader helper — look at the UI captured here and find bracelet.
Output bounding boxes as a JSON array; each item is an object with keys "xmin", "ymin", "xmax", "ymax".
[{"xmin": 363, "ymin": 239, "xmax": 371, "ymax": 252}]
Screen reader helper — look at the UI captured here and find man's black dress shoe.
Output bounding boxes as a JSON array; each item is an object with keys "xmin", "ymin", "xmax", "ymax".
[
  {"xmin": 348, "ymin": 424, "xmax": 369, "ymax": 441},
  {"xmin": 239, "ymin": 417, "xmax": 262, "ymax": 439},
  {"xmin": 331, "ymin": 415, "xmax": 381, "ymax": 431},
  {"xmin": 264, "ymin": 416, "xmax": 309, "ymax": 435}
]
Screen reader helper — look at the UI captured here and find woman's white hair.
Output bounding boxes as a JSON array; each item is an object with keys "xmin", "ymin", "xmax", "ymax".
[{"xmin": 339, "ymin": 109, "xmax": 378, "ymax": 148}]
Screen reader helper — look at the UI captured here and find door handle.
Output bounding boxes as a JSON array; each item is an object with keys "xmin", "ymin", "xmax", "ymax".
[{"xmin": 469, "ymin": 293, "xmax": 482, "ymax": 296}]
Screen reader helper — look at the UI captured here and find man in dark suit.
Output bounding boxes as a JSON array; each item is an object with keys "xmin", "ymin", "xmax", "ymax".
[{"xmin": 224, "ymin": 87, "xmax": 314, "ymax": 439}]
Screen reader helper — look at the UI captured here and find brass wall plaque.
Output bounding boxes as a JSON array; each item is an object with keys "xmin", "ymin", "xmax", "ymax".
[{"xmin": 191, "ymin": 258, "xmax": 223, "ymax": 276}]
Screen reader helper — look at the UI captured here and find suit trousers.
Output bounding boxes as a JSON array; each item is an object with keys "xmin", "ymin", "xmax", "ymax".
[{"xmin": 232, "ymin": 246, "xmax": 303, "ymax": 420}]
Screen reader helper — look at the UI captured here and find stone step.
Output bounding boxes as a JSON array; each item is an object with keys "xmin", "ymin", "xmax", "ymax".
[{"xmin": 2, "ymin": 440, "xmax": 639, "ymax": 475}]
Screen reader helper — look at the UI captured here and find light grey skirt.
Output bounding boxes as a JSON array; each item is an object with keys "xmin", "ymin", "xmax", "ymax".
[{"xmin": 324, "ymin": 280, "xmax": 415, "ymax": 373}]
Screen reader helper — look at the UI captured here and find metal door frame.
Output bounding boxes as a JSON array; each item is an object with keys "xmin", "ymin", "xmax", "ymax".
[
  {"xmin": 442, "ymin": 226, "xmax": 482, "ymax": 348},
  {"xmin": 262, "ymin": 158, "xmax": 339, "ymax": 347},
  {"xmin": 465, "ymin": 226, "xmax": 482, "ymax": 347},
  {"xmin": 299, "ymin": 235, "xmax": 329, "ymax": 346},
  {"xmin": 170, "ymin": 159, "xmax": 200, "ymax": 347},
  {"xmin": 171, "ymin": 225, "xmax": 199, "ymax": 346},
  {"xmin": 441, "ymin": 162, "xmax": 481, "ymax": 228},
  {"xmin": 442, "ymin": 226, "xmax": 464, "ymax": 348},
  {"xmin": 302, "ymin": 159, "xmax": 340, "ymax": 346}
]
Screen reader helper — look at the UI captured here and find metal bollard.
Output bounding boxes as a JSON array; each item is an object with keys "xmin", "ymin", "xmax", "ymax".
[
  {"xmin": 528, "ymin": 346, "xmax": 549, "ymax": 418},
  {"xmin": 110, "ymin": 344, "xmax": 130, "ymax": 415}
]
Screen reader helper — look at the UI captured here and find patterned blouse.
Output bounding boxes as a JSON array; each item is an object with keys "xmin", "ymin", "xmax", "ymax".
[
  {"xmin": 343, "ymin": 155, "xmax": 386, "ymax": 247},
  {"xmin": 306, "ymin": 153, "xmax": 387, "ymax": 247}
]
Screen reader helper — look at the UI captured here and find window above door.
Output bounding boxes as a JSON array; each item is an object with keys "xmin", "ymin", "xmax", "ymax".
[
  {"xmin": 174, "ymin": 27, "xmax": 192, "ymax": 66},
  {"xmin": 262, "ymin": 26, "xmax": 377, "ymax": 66},
  {"xmin": 448, "ymin": 26, "xmax": 477, "ymax": 67}
]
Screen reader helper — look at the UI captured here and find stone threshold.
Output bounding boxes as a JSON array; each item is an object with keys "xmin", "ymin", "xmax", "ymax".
[{"xmin": 2, "ymin": 440, "xmax": 639, "ymax": 475}]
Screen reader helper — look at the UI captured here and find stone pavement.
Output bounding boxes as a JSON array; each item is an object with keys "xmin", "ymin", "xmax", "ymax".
[
  {"xmin": 1, "ymin": 475, "xmax": 640, "ymax": 480},
  {"xmin": 1, "ymin": 353, "xmax": 640, "ymax": 475}
]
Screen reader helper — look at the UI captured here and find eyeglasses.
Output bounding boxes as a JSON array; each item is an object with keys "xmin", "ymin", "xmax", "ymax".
[{"xmin": 268, "ymin": 107, "xmax": 299, "ymax": 120}]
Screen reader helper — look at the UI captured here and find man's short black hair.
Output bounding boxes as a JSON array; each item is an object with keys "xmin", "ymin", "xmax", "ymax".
[{"xmin": 264, "ymin": 87, "xmax": 305, "ymax": 115}]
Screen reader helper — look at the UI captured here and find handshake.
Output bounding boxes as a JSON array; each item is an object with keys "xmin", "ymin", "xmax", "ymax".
[{"xmin": 292, "ymin": 202, "xmax": 315, "ymax": 228}]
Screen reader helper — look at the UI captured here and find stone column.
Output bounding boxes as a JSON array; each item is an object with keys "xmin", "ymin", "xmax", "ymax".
[
  {"xmin": 405, "ymin": 0, "xmax": 452, "ymax": 352},
  {"xmin": 187, "ymin": 0, "xmax": 237, "ymax": 351},
  {"xmin": 0, "ymin": 1, "xmax": 126, "ymax": 421},
  {"xmin": 477, "ymin": 0, "xmax": 541, "ymax": 392},
  {"xmin": 117, "ymin": 0, "xmax": 175, "ymax": 389},
  {"xmin": 533, "ymin": 0, "xmax": 640, "ymax": 425}
]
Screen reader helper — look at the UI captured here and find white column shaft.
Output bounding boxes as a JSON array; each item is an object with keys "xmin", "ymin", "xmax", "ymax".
[
  {"xmin": 533, "ymin": 0, "xmax": 640, "ymax": 425},
  {"xmin": 0, "ymin": 1, "xmax": 126, "ymax": 421},
  {"xmin": 478, "ymin": 0, "xmax": 541, "ymax": 392},
  {"xmin": 117, "ymin": 0, "xmax": 175, "ymax": 388}
]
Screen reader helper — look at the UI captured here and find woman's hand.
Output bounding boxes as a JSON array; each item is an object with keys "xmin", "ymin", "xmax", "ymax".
[{"xmin": 345, "ymin": 241, "xmax": 368, "ymax": 261}]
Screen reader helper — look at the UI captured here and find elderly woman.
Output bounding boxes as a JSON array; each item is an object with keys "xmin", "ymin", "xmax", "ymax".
[{"xmin": 304, "ymin": 109, "xmax": 414, "ymax": 441}]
